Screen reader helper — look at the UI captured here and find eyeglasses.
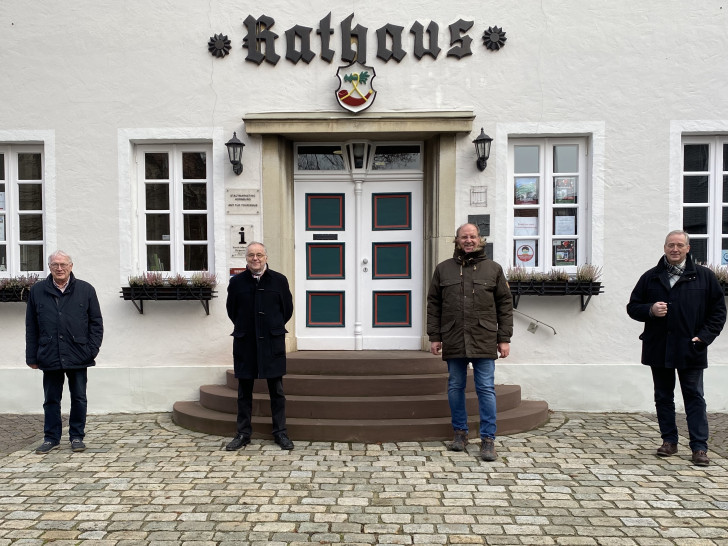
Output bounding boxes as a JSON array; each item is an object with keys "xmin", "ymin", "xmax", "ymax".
[
  {"xmin": 49, "ymin": 262, "xmax": 71, "ymax": 269},
  {"xmin": 665, "ymin": 243, "xmax": 687, "ymax": 249},
  {"xmin": 246, "ymin": 253, "xmax": 266, "ymax": 259}
]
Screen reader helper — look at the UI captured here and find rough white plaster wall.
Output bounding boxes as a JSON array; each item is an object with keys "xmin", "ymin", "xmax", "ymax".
[{"xmin": 1, "ymin": 1, "xmax": 727, "ymax": 412}]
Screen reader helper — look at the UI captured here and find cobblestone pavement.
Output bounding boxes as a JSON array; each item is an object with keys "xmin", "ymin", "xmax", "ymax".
[{"xmin": 0, "ymin": 412, "xmax": 727, "ymax": 545}]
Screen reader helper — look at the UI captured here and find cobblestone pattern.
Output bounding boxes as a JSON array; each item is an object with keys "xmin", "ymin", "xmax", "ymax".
[
  {"xmin": 0, "ymin": 415, "xmax": 67, "ymax": 457},
  {"xmin": 0, "ymin": 412, "xmax": 727, "ymax": 545}
]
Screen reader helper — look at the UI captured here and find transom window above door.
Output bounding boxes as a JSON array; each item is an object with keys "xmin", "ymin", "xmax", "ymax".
[{"xmin": 296, "ymin": 143, "xmax": 422, "ymax": 172}]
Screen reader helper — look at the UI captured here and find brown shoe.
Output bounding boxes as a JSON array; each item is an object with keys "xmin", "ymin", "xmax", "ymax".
[
  {"xmin": 480, "ymin": 438, "xmax": 497, "ymax": 462},
  {"xmin": 691, "ymin": 450, "xmax": 709, "ymax": 467},
  {"xmin": 656, "ymin": 441, "xmax": 678, "ymax": 457},
  {"xmin": 448, "ymin": 430, "xmax": 469, "ymax": 452}
]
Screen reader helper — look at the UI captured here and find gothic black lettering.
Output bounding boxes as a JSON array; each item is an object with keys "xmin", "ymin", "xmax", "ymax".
[
  {"xmin": 447, "ymin": 19, "xmax": 473, "ymax": 59},
  {"xmin": 317, "ymin": 12, "xmax": 335, "ymax": 63},
  {"xmin": 340, "ymin": 13, "xmax": 367, "ymax": 64},
  {"xmin": 410, "ymin": 21, "xmax": 441, "ymax": 59},
  {"xmin": 285, "ymin": 25, "xmax": 316, "ymax": 64},
  {"xmin": 243, "ymin": 14, "xmax": 281, "ymax": 65},
  {"xmin": 376, "ymin": 24, "xmax": 406, "ymax": 62}
]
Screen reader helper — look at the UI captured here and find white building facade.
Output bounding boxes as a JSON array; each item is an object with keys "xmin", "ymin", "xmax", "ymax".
[{"xmin": 1, "ymin": 1, "xmax": 727, "ymax": 414}]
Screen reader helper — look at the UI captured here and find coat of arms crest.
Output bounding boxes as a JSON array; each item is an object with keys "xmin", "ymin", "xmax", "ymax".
[{"xmin": 335, "ymin": 62, "xmax": 377, "ymax": 113}]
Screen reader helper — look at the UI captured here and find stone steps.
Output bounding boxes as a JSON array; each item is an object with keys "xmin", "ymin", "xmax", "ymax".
[{"xmin": 172, "ymin": 350, "xmax": 550, "ymax": 442}]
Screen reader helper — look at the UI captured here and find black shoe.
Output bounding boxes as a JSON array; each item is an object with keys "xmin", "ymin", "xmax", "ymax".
[
  {"xmin": 225, "ymin": 434, "xmax": 250, "ymax": 451},
  {"xmin": 71, "ymin": 438, "xmax": 86, "ymax": 452},
  {"xmin": 274, "ymin": 433, "xmax": 294, "ymax": 450},
  {"xmin": 35, "ymin": 440, "xmax": 60, "ymax": 454},
  {"xmin": 656, "ymin": 441, "xmax": 678, "ymax": 457}
]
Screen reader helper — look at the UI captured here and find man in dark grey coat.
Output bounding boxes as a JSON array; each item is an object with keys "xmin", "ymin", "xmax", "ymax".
[
  {"xmin": 225, "ymin": 242, "xmax": 294, "ymax": 451},
  {"xmin": 26, "ymin": 250, "xmax": 103, "ymax": 454},
  {"xmin": 627, "ymin": 230, "xmax": 726, "ymax": 466}
]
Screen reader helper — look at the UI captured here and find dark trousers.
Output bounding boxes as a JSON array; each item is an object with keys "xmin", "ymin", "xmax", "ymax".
[
  {"xmin": 236, "ymin": 377, "xmax": 287, "ymax": 437},
  {"xmin": 651, "ymin": 366, "xmax": 708, "ymax": 452},
  {"xmin": 42, "ymin": 368, "xmax": 88, "ymax": 444}
]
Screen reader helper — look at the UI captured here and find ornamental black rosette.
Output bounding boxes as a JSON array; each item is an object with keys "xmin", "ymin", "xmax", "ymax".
[
  {"xmin": 482, "ymin": 26, "xmax": 507, "ymax": 51},
  {"xmin": 208, "ymin": 33, "xmax": 231, "ymax": 58}
]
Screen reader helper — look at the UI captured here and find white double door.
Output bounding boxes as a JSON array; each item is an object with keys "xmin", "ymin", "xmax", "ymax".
[{"xmin": 294, "ymin": 174, "xmax": 423, "ymax": 350}]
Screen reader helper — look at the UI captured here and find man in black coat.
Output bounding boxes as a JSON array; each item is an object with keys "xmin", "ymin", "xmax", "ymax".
[
  {"xmin": 225, "ymin": 242, "xmax": 294, "ymax": 451},
  {"xmin": 627, "ymin": 230, "xmax": 726, "ymax": 466},
  {"xmin": 26, "ymin": 250, "xmax": 103, "ymax": 454}
]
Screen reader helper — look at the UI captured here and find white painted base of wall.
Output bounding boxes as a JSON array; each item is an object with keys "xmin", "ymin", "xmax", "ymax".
[
  {"xmin": 1, "ymin": 366, "xmax": 229, "ymax": 414},
  {"xmin": 497, "ymin": 363, "xmax": 728, "ymax": 413},
  {"xmin": 1, "ymin": 364, "xmax": 726, "ymax": 414}
]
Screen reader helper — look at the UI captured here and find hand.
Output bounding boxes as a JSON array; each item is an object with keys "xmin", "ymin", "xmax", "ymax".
[
  {"xmin": 28, "ymin": 364, "xmax": 39, "ymax": 369},
  {"xmin": 498, "ymin": 342, "xmax": 510, "ymax": 358},
  {"xmin": 651, "ymin": 301, "xmax": 668, "ymax": 317},
  {"xmin": 430, "ymin": 342, "xmax": 442, "ymax": 355}
]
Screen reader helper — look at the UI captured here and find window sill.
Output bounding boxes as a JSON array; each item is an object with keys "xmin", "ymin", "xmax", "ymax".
[
  {"xmin": 120, "ymin": 286, "xmax": 217, "ymax": 315},
  {"xmin": 509, "ymin": 281, "xmax": 603, "ymax": 311}
]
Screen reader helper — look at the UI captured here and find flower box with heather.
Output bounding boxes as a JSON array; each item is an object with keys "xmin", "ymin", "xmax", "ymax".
[
  {"xmin": 121, "ymin": 272, "xmax": 218, "ymax": 314},
  {"xmin": 506, "ymin": 264, "xmax": 603, "ymax": 311}
]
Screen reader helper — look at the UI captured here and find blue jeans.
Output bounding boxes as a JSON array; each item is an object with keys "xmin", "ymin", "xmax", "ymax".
[
  {"xmin": 651, "ymin": 366, "xmax": 708, "ymax": 452},
  {"xmin": 447, "ymin": 358, "xmax": 496, "ymax": 439},
  {"xmin": 42, "ymin": 368, "xmax": 88, "ymax": 443}
]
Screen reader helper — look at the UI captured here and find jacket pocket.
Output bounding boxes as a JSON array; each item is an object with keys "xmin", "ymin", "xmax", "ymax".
[
  {"xmin": 36, "ymin": 335, "xmax": 53, "ymax": 365},
  {"xmin": 270, "ymin": 328, "xmax": 287, "ymax": 357},
  {"xmin": 67, "ymin": 335, "xmax": 93, "ymax": 365}
]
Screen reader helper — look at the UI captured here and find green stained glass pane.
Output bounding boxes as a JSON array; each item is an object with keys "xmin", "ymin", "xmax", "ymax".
[
  {"xmin": 372, "ymin": 193, "xmax": 411, "ymax": 230},
  {"xmin": 373, "ymin": 292, "xmax": 411, "ymax": 327},
  {"xmin": 307, "ymin": 292, "xmax": 345, "ymax": 327},
  {"xmin": 307, "ymin": 244, "xmax": 344, "ymax": 279},
  {"xmin": 373, "ymin": 243, "xmax": 410, "ymax": 278},
  {"xmin": 306, "ymin": 194, "xmax": 344, "ymax": 230}
]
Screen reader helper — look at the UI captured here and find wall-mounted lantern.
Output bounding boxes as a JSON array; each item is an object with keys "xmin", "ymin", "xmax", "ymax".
[
  {"xmin": 225, "ymin": 132, "xmax": 245, "ymax": 175},
  {"xmin": 473, "ymin": 128, "xmax": 493, "ymax": 171}
]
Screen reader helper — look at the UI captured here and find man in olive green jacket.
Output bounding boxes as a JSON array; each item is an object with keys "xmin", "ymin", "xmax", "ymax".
[{"xmin": 427, "ymin": 223, "xmax": 513, "ymax": 461}]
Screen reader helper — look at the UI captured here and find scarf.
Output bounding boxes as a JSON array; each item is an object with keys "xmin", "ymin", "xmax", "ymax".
[{"xmin": 663, "ymin": 255, "xmax": 685, "ymax": 287}]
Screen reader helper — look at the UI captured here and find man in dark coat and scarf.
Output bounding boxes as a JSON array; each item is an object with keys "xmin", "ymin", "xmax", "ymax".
[
  {"xmin": 627, "ymin": 230, "xmax": 726, "ymax": 466},
  {"xmin": 225, "ymin": 242, "xmax": 294, "ymax": 451}
]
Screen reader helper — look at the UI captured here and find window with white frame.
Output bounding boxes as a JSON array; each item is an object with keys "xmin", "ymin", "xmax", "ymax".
[
  {"xmin": 509, "ymin": 138, "xmax": 589, "ymax": 271},
  {"xmin": 0, "ymin": 146, "xmax": 45, "ymax": 275},
  {"xmin": 136, "ymin": 144, "xmax": 213, "ymax": 274},
  {"xmin": 681, "ymin": 136, "xmax": 728, "ymax": 265}
]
